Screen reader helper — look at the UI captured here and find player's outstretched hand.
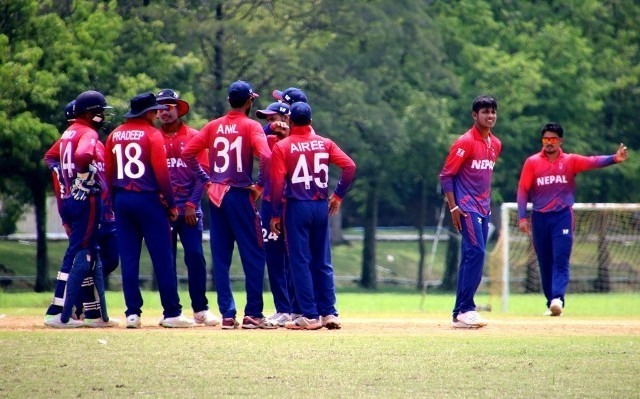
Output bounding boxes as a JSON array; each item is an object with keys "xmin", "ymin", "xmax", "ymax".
[
  {"xmin": 518, "ymin": 218, "xmax": 531, "ymax": 235},
  {"xmin": 614, "ymin": 143, "xmax": 629, "ymax": 163},
  {"xmin": 270, "ymin": 217, "xmax": 281, "ymax": 235},
  {"xmin": 328, "ymin": 194, "xmax": 342, "ymax": 217}
]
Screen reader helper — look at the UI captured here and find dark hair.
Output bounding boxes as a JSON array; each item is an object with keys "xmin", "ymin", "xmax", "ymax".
[
  {"xmin": 472, "ymin": 95, "xmax": 497, "ymax": 113},
  {"xmin": 540, "ymin": 122, "xmax": 563, "ymax": 138},
  {"xmin": 229, "ymin": 97, "xmax": 248, "ymax": 108}
]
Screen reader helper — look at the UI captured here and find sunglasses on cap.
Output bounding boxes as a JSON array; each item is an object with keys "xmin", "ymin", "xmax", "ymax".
[{"xmin": 541, "ymin": 137, "xmax": 560, "ymax": 144}]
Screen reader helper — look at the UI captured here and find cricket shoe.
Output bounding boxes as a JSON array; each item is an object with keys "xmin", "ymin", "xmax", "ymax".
[
  {"xmin": 321, "ymin": 314, "xmax": 342, "ymax": 330},
  {"xmin": 44, "ymin": 314, "xmax": 84, "ymax": 329},
  {"xmin": 84, "ymin": 318, "xmax": 120, "ymax": 328},
  {"xmin": 194, "ymin": 310, "xmax": 220, "ymax": 327},
  {"xmin": 543, "ymin": 309, "xmax": 552, "ymax": 316},
  {"xmin": 453, "ymin": 311, "xmax": 488, "ymax": 328},
  {"xmin": 549, "ymin": 298, "xmax": 563, "ymax": 316},
  {"xmin": 242, "ymin": 315, "xmax": 277, "ymax": 329},
  {"xmin": 221, "ymin": 317, "xmax": 239, "ymax": 330},
  {"xmin": 284, "ymin": 316, "xmax": 323, "ymax": 330},
  {"xmin": 126, "ymin": 314, "xmax": 142, "ymax": 329},
  {"xmin": 160, "ymin": 314, "xmax": 195, "ymax": 328},
  {"xmin": 266, "ymin": 312, "xmax": 292, "ymax": 327}
]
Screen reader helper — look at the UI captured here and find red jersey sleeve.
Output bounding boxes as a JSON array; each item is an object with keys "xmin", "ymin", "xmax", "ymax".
[
  {"xmin": 251, "ymin": 124, "xmax": 272, "ymax": 188},
  {"xmin": 439, "ymin": 135, "xmax": 472, "ymax": 193},
  {"xmin": 75, "ymin": 131, "xmax": 99, "ymax": 173},
  {"xmin": 182, "ymin": 127, "xmax": 211, "ymax": 185},
  {"xmin": 149, "ymin": 131, "xmax": 176, "ymax": 209},
  {"xmin": 269, "ymin": 142, "xmax": 288, "ymax": 217}
]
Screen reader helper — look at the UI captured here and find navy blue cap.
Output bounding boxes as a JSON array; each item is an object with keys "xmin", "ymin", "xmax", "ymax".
[
  {"xmin": 156, "ymin": 88, "xmax": 190, "ymax": 117},
  {"xmin": 65, "ymin": 100, "xmax": 76, "ymax": 121},
  {"xmin": 123, "ymin": 92, "xmax": 167, "ymax": 118},
  {"xmin": 228, "ymin": 81, "xmax": 259, "ymax": 104},
  {"xmin": 290, "ymin": 102, "xmax": 312, "ymax": 125},
  {"xmin": 256, "ymin": 102, "xmax": 291, "ymax": 119},
  {"xmin": 272, "ymin": 87, "xmax": 308, "ymax": 105}
]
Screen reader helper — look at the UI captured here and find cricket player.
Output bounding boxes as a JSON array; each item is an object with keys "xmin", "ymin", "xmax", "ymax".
[
  {"xmin": 156, "ymin": 88, "xmax": 219, "ymax": 327},
  {"xmin": 182, "ymin": 80, "xmax": 272, "ymax": 330},
  {"xmin": 105, "ymin": 92, "xmax": 193, "ymax": 329},
  {"xmin": 440, "ymin": 95, "xmax": 501, "ymax": 329},
  {"xmin": 255, "ymin": 101, "xmax": 299, "ymax": 327},
  {"xmin": 43, "ymin": 90, "xmax": 117, "ymax": 328},
  {"xmin": 517, "ymin": 122, "xmax": 628, "ymax": 316},
  {"xmin": 272, "ymin": 87, "xmax": 308, "ymax": 105},
  {"xmin": 270, "ymin": 102, "xmax": 356, "ymax": 330}
]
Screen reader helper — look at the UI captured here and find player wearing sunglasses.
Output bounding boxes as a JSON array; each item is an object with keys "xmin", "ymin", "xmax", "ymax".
[{"xmin": 517, "ymin": 122, "xmax": 628, "ymax": 316}]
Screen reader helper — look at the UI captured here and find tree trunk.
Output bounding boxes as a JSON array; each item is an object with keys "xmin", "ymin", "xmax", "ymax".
[
  {"xmin": 33, "ymin": 177, "xmax": 50, "ymax": 292},
  {"xmin": 440, "ymin": 230, "xmax": 459, "ymax": 291},
  {"xmin": 415, "ymin": 180, "xmax": 426, "ymax": 290},
  {"xmin": 329, "ymin": 209, "xmax": 346, "ymax": 245},
  {"xmin": 360, "ymin": 180, "xmax": 378, "ymax": 289},
  {"xmin": 524, "ymin": 241, "xmax": 541, "ymax": 293}
]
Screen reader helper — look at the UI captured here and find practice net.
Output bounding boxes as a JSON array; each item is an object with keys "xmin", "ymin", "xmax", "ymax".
[{"xmin": 488, "ymin": 203, "xmax": 640, "ymax": 312}]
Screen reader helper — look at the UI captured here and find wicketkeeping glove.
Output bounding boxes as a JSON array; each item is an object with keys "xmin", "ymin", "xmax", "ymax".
[{"xmin": 71, "ymin": 164, "xmax": 99, "ymax": 201}]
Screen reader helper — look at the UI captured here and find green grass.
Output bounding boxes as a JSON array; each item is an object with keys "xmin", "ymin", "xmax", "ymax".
[{"xmin": 0, "ymin": 292, "xmax": 639, "ymax": 398}]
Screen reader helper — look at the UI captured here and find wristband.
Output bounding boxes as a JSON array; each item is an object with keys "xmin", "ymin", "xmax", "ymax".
[{"xmin": 449, "ymin": 206, "xmax": 459, "ymax": 213}]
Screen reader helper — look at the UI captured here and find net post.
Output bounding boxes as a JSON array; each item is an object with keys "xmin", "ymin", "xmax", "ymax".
[{"xmin": 500, "ymin": 203, "xmax": 514, "ymax": 313}]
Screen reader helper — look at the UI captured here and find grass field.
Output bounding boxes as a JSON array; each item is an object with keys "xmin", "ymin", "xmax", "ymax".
[{"xmin": 1, "ymin": 290, "xmax": 639, "ymax": 399}]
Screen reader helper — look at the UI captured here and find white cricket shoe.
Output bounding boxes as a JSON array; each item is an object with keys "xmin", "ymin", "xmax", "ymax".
[
  {"xmin": 321, "ymin": 314, "xmax": 342, "ymax": 330},
  {"xmin": 160, "ymin": 314, "xmax": 195, "ymax": 328},
  {"xmin": 266, "ymin": 312, "xmax": 292, "ymax": 327},
  {"xmin": 126, "ymin": 314, "xmax": 142, "ymax": 329},
  {"xmin": 194, "ymin": 310, "xmax": 220, "ymax": 327},
  {"xmin": 44, "ymin": 314, "xmax": 84, "ymax": 329},
  {"xmin": 543, "ymin": 309, "xmax": 552, "ymax": 316},
  {"xmin": 84, "ymin": 318, "xmax": 120, "ymax": 328},
  {"xmin": 549, "ymin": 298, "xmax": 563, "ymax": 316},
  {"xmin": 454, "ymin": 311, "xmax": 488, "ymax": 328}
]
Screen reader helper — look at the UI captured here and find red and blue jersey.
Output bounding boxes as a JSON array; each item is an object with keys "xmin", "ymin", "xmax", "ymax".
[
  {"xmin": 44, "ymin": 119, "xmax": 100, "ymax": 199},
  {"xmin": 182, "ymin": 110, "xmax": 271, "ymax": 188},
  {"xmin": 105, "ymin": 119, "xmax": 176, "ymax": 209},
  {"xmin": 94, "ymin": 141, "xmax": 115, "ymax": 223},
  {"xmin": 440, "ymin": 125, "xmax": 501, "ymax": 216},
  {"xmin": 161, "ymin": 123, "xmax": 209, "ymax": 214},
  {"xmin": 517, "ymin": 148, "xmax": 616, "ymax": 219},
  {"xmin": 270, "ymin": 125, "xmax": 356, "ymax": 216}
]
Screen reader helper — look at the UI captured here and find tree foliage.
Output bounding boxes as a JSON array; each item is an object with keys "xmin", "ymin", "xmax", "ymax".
[{"xmin": 2, "ymin": 0, "xmax": 639, "ymax": 290}]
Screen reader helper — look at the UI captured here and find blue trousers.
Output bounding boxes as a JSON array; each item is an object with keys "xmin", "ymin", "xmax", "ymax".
[
  {"xmin": 260, "ymin": 200, "xmax": 296, "ymax": 314},
  {"xmin": 98, "ymin": 220, "xmax": 119, "ymax": 277},
  {"xmin": 171, "ymin": 214, "xmax": 209, "ymax": 313},
  {"xmin": 114, "ymin": 191, "xmax": 182, "ymax": 318},
  {"xmin": 46, "ymin": 195, "xmax": 101, "ymax": 322},
  {"xmin": 209, "ymin": 188, "xmax": 265, "ymax": 319},
  {"xmin": 531, "ymin": 208, "xmax": 573, "ymax": 307},
  {"xmin": 452, "ymin": 211, "xmax": 489, "ymax": 318},
  {"xmin": 284, "ymin": 200, "xmax": 337, "ymax": 320}
]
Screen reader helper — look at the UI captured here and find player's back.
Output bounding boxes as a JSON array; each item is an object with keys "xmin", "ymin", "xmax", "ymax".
[
  {"xmin": 57, "ymin": 122, "xmax": 99, "ymax": 196},
  {"xmin": 200, "ymin": 110, "xmax": 264, "ymax": 187},
  {"xmin": 107, "ymin": 119, "xmax": 162, "ymax": 192},
  {"xmin": 274, "ymin": 129, "xmax": 334, "ymax": 202}
]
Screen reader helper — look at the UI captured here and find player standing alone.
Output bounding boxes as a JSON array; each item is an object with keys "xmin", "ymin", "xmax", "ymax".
[
  {"xmin": 517, "ymin": 122, "xmax": 628, "ymax": 316},
  {"xmin": 439, "ymin": 95, "xmax": 501, "ymax": 329},
  {"xmin": 270, "ymin": 102, "xmax": 356, "ymax": 330},
  {"xmin": 105, "ymin": 92, "xmax": 193, "ymax": 328},
  {"xmin": 182, "ymin": 81, "xmax": 272, "ymax": 329}
]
